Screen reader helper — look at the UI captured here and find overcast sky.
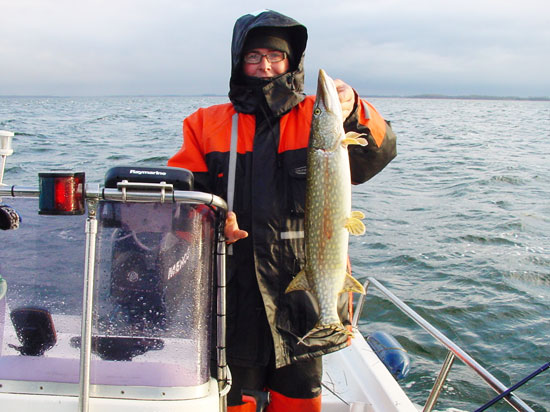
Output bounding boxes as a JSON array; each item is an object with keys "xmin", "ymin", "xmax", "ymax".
[{"xmin": 1, "ymin": 0, "xmax": 549, "ymax": 97}]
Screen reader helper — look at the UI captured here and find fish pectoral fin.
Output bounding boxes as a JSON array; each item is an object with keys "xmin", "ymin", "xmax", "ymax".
[
  {"xmin": 285, "ymin": 270, "xmax": 311, "ymax": 293},
  {"xmin": 345, "ymin": 212, "xmax": 366, "ymax": 236},
  {"xmin": 341, "ymin": 273, "xmax": 366, "ymax": 294},
  {"xmin": 342, "ymin": 132, "xmax": 368, "ymax": 147}
]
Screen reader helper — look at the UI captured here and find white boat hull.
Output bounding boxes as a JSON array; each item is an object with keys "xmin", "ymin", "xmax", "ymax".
[
  {"xmin": 0, "ymin": 318, "xmax": 417, "ymax": 412},
  {"xmin": 0, "ymin": 378, "xmax": 220, "ymax": 412}
]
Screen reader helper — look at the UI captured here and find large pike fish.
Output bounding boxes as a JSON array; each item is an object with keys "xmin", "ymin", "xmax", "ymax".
[{"xmin": 286, "ymin": 69, "xmax": 367, "ymax": 342}]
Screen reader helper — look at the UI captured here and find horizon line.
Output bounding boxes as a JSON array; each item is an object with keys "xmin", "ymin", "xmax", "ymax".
[{"xmin": 0, "ymin": 93, "xmax": 549, "ymax": 102}]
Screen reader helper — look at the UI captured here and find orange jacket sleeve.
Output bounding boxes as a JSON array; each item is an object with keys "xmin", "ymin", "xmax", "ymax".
[
  {"xmin": 167, "ymin": 108, "xmax": 209, "ymax": 173},
  {"xmin": 345, "ymin": 93, "xmax": 397, "ymax": 184}
]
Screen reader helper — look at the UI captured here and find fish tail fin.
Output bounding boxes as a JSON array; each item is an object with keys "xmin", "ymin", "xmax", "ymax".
[
  {"xmin": 285, "ymin": 269, "xmax": 311, "ymax": 293},
  {"xmin": 345, "ymin": 210, "xmax": 366, "ymax": 235},
  {"xmin": 342, "ymin": 132, "xmax": 368, "ymax": 147},
  {"xmin": 298, "ymin": 322, "xmax": 354, "ymax": 345}
]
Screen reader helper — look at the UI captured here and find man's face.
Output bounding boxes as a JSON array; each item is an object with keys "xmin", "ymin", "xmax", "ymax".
[{"xmin": 242, "ymin": 48, "xmax": 289, "ymax": 78}]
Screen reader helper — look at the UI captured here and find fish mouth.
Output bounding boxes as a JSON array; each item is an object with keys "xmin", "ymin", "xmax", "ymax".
[{"xmin": 315, "ymin": 69, "xmax": 341, "ymax": 116}]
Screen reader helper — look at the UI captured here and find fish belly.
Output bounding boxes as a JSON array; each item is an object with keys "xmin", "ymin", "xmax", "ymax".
[{"xmin": 305, "ymin": 146, "xmax": 351, "ymax": 326}]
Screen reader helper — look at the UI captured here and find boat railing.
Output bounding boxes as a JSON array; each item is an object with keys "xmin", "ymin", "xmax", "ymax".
[{"xmin": 354, "ymin": 276, "xmax": 535, "ymax": 412}]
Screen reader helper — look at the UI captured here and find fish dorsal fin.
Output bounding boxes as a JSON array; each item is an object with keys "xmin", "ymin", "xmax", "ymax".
[
  {"xmin": 345, "ymin": 211, "xmax": 366, "ymax": 235},
  {"xmin": 342, "ymin": 132, "xmax": 368, "ymax": 148},
  {"xmin": 285, "ymin": 270, "xmax": 311, "ymax": 293},
  {"xmin": 341, "ymin": 273, "xmax": 366, "ymax": 294}
]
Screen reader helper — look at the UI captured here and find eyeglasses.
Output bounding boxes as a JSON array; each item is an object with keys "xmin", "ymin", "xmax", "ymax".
[{"xmin": 243, "ymin": 51, "xmax": 286, "ymax": 64}]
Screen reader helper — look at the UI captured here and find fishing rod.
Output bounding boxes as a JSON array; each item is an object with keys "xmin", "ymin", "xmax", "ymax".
[{"xmin": 474, "ymin": 361, "xmax": 550, "ymax": 412}]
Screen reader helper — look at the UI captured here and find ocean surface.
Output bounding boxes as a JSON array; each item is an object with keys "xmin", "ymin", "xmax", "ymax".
[{"xmin": 1, "ymin": 95, "xmax": 549, "ymax": 411}]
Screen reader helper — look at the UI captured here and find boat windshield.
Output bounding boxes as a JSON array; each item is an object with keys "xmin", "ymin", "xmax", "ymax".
[{"xmin": 0, "ymin": 197, "xmax": 216, "ymax": 394}]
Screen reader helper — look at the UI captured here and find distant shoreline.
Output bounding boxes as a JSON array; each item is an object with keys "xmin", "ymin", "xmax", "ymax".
[
  {"xmin": 1, "ymin": 94, "xmax": 549, "ymax": 102},
  {"xmin": 370, "ymin": 94, "xmax": 550, "ymax": 102}
]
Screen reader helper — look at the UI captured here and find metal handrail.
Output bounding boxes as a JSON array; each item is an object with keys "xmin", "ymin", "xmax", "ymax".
[
  {"xmin": 0, "ymin": 184, "xmax": 228, "ymax": 210},
  {"xmin": 355, "ymin": 276, "xmax": 535, "ymax": 412}
]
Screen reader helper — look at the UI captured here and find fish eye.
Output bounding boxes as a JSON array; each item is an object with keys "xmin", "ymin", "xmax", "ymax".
[{"xmin": 314, "ymin": 108, "xmax": 321, "ymax": 115}]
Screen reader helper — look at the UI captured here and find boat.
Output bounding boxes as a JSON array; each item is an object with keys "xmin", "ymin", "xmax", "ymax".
[{"xmin": 0, "ymin": 130, "xmax": 538, "ymax": 412}]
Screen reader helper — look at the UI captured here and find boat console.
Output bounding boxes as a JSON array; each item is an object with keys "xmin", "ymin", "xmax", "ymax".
[{"xmin": 0, "ymin": 153, "xmax": 229, "ymax": 412}]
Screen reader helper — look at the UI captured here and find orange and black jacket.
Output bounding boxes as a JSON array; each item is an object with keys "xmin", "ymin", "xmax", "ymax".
[{"xmin": 168, "ymin": 10, "xmax": 397, "ymax": 369}]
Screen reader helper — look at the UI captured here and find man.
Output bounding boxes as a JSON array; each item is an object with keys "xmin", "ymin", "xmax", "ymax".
[{"xmin": 168, "ymin": 9, "xmax": 396, "ymax": 412}]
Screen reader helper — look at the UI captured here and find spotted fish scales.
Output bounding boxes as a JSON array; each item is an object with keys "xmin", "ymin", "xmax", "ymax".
[{"xmin": 286, "ymin": 69, "xmax": 367, "ymax": 342}]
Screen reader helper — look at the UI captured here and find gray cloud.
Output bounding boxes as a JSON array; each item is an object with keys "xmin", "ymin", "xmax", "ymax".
[{"xmin": 1, "ymin": 0, "xmax": 549, "ymax": 97}]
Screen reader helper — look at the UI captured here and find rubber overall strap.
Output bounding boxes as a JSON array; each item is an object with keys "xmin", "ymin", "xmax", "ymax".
[
  {"xmin": 226, "ymin": 113, "xmax": 239, "ymax": 255},
  {"xmin": 227, "ymin": 113, "xmax": 239, "ymax": 212}
]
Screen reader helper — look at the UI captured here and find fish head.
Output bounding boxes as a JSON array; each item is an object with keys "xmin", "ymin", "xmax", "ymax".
[{"xmin": 310, "ymin": 69, "xmax": 344, "ymax": 152}]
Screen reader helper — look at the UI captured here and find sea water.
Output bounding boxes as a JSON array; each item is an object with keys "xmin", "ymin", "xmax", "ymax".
[{"xmin": 1, "ymin": 95, "xmax": 549, "ymax": 411}]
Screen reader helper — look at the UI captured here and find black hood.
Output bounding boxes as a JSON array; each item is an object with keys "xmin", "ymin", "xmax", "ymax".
[{"xmin": 229, "ymin": 10, "xmax": 308, "ymax": 116}]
